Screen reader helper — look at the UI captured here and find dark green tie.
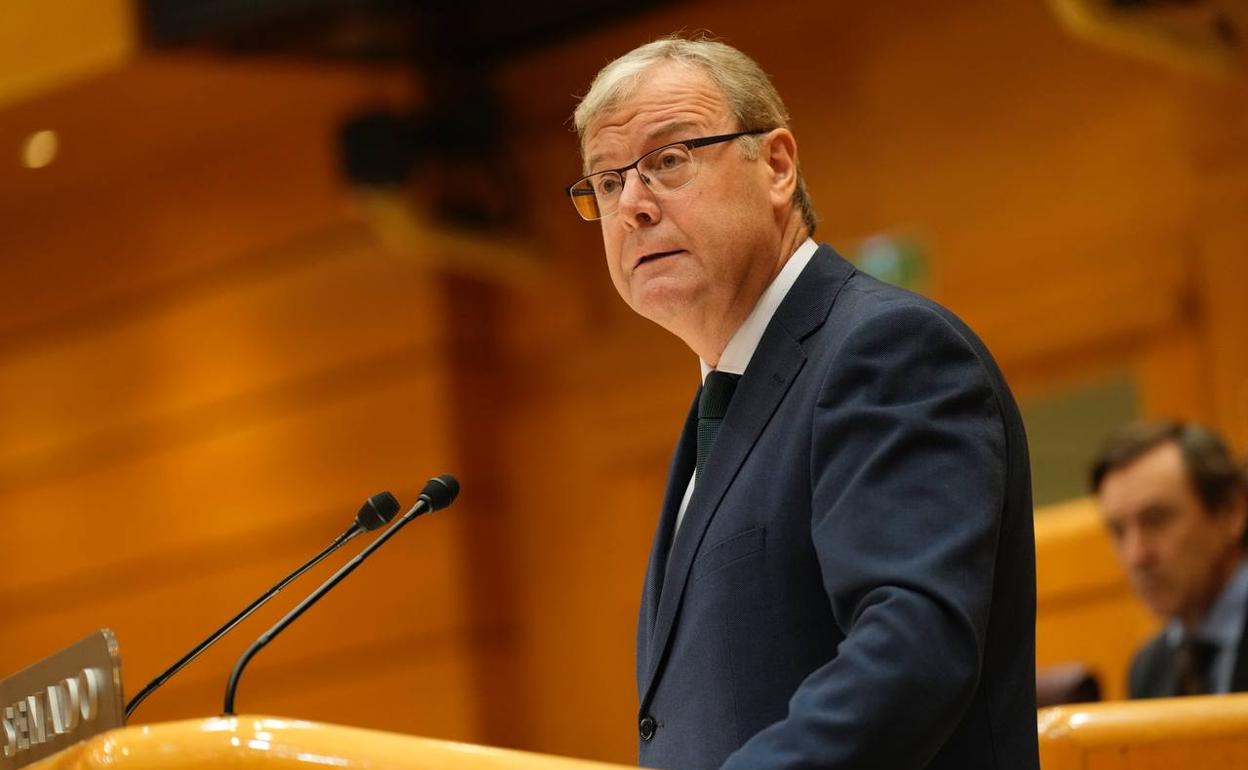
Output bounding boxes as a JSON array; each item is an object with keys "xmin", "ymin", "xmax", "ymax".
[{"xmin": 697, "ymin": 371, "xmax": 741, "ymax": 477}]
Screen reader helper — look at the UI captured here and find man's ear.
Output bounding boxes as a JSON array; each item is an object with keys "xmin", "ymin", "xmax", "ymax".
[
  {"xmin": 761, "ymin": 128, "xmax": 799, "ymax": 209},
  {"xmin": 1220, "ymin": 490, "xmax": 1248, "ymax": 545}
]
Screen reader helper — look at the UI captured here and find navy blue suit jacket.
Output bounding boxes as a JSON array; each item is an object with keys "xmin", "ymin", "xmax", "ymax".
[{"xmin": 636, "ymin": 245, "xmax": 1039, "ymax": 770}]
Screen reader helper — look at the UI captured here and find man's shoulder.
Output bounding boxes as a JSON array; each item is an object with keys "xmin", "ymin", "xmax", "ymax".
[
  {"xmin": 1131, "ymin": 630, "xmax": 1171, "ymax": 665},
  {"xmin": 801, "ymin": 244, "xmax": 962, "ymax": 325},
  {"xmin": 801, "ymin": 249, "xmax": 1024, "ymax": 434},
  {"xmin": 809, "ymin": 251, "xmax": 992, "ymax": 360},
  {"xmin": 846, "ymin": 267, "xmax": 967, "ymax": 330}
]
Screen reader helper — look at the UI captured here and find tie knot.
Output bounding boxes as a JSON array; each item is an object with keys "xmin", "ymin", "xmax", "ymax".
[{"xmin": 699, "ymin": 371, "xmax": 741, "ymax": 421}]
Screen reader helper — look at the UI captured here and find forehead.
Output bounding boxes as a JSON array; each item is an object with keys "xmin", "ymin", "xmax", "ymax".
[
  {"xmin": 1099, "ymin": 442, "xmax": 1198, "ymax": 517},
  {"xmin": 583, "ymin": 61, "xmax": 732, "ymax": 169}
]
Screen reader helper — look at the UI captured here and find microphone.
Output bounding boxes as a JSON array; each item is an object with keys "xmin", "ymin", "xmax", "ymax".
[
  {"xmin": 124, "ymin": 491, "xmax": 401, "ymax": 721},
  {"xmin": 222, "ymin": 474, "xmax": 459, "ymax": 715}
]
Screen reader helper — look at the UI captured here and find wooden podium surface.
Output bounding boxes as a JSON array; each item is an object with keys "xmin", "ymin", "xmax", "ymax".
[
  {"xmin": 26, "ymin": 697, "xmax": 1248, "ymax": 769},
  {"xmin": 1038, "ymin": 693, "xmax": 1248, "ymax": 769},
  {"xmin": 26, "ymin": 716, "xmax": 635, "ymax": 770}
]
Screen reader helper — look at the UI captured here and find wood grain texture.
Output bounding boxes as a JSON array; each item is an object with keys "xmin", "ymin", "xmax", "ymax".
[{"xmin": 1, "ymin": 0, "xmax": 1245, "ymax": 764}]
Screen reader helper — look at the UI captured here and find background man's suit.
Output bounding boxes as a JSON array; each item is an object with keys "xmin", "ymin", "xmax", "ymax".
[
  {"xmin": 1129, "ymin": 619, "xmax": 1248, "ymax": 697},
  {"xmin": 636, "ymin": 245, "xmax": 1039, "ymax": 770}
]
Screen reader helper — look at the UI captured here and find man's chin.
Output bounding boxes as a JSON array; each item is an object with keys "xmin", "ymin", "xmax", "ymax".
[
  {"xmin": 628, "ymin": 282, "xmax": 699, "ymax": 327},
  {"xmin": 1135, "ymin": 588, "xmax": 1178, "ymax": 619}
]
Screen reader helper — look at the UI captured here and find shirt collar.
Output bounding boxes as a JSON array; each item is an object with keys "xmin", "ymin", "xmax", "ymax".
[{"xmin": 700, "ymin": 237, "xmax": 818, "ymax": 383}]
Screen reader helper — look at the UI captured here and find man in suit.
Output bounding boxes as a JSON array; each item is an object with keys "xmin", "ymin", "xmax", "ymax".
[
  {"xmin": 567, "ymin": 35, "xmax": 1038, "ymax": 769},
  {"xmin": 1092, "ymin": 420, "xmax": 1248, "ymax": 698}
]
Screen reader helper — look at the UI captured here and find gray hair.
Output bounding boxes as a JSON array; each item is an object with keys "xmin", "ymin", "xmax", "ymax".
[{"xmin": 573, "ymin": 34, "xmax": 817, "ymax": 236}]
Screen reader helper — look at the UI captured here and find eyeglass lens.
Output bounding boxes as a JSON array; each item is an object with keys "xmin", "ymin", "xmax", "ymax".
[{"xmin": 570, "ymin": 143, "xmax": 697, "ymax": 220}]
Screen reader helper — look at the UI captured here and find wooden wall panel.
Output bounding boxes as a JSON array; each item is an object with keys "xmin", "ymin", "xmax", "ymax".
[
  {"xmin": 0, "ymin": 0, "xmax": 133, "ymax": 109},
  {"xmin": 0, "ymin": 232, "xmax": 442, "ymax": 470},
  {"xmin": 0, "ymin": 372, "xmax": 456, "ymax": 607},
  {"xmin": 0, "ymin": 53, "xmax": 484, "ymax": 745},
  {"xmin": 0, "ymin": 58, "xmax": 410, "ymax": 335},
  {"xmin": 1195, "ymin": 117, "xmax": 1248, "ymax": 450},
  {"xmin": 1138, "ymin": 322, "xmax": 1215, "ymax": 425},
  {"xmin": 1203, "ymin": 245, "xmax": 1248, "ymax": 450},
  {"xmin": 1, "ymin": 0, "xmax": 1245, "ymax": 763}
]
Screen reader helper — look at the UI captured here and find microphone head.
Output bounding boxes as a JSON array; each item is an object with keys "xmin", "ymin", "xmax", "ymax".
[
  {"xmin": 356, "ymin": 491, "xmax": 400, "ymax": 531},
  {"xmin": 418, "ymin": 474, "xmax": 460, "ymax": 512}
]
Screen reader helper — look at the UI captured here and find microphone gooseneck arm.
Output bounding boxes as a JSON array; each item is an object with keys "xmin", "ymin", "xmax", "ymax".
[
  {"xmin": 223, "ymin": 499, "xmax": 427, "ymax": 715},
  {"xmin": 125, "ymin": 524, "xmax": 361, "ymax": 721},
  {"xmin": 125, "ymin": 490, "xmax": 400, "ymax": 722}
]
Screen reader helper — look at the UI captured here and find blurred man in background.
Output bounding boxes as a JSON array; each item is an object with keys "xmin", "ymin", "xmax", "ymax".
[
  {"xmin": 1093, "ymin": 420, "xmax": 1248, "ymax": 698},
  {"xmin": 568, "ymin": 35, "xmax": 1038, "ymax": 770}
]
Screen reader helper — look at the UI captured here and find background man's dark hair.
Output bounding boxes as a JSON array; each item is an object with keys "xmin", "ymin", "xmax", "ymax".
[{"xmin": 1090, "ymin": 420, "xmax": 1248, "ymax": 517}]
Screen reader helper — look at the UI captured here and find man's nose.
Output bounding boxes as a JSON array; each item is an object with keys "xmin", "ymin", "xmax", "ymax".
[
  {"xmin": 616, "ymin": 170, "xmax": 661, "ymax": 228},
  {"xmin": 1121, "ymin": 528, "xmax": 1154, "ymax": 569}
]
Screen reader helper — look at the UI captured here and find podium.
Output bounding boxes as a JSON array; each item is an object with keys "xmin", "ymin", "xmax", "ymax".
[
  {"xmin": 25, "ymin": 715, "xmax": 635, "ymax": 770},
  {"xmin": 1038, "ymin": 693, "xmax": 1248, "ymax": 769}
]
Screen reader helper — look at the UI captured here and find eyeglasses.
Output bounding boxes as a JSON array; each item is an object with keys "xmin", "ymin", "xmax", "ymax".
[{"xmin": 566, "ymin": 129, "xmax": 768, "ymax": 221}]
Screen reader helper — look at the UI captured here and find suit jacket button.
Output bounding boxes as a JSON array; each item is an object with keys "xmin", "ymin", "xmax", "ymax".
[{"xmin": 639, "ymin": 715, "xmax": 657, "ymax": 741}]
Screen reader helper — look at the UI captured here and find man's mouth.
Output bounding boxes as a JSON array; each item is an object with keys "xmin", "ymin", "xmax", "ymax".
[
  {"xmin": 635, "ymin": 249, "xmax": 683, "ymax": 269},
  {"xmin": 1132, "ymin": 573, "xmax": 1166, "ymax": 595}
]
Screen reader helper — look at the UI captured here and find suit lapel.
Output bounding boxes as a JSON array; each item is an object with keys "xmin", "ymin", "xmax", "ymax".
[
  {"xmin": 1148, "ymin": 644, "xmax": 1180, "ymax": 697},
  {"xmin": 639, "ymin": 393, "xmax": 699, "ymax": 677},
  {"xmin": 639, "ymin": 245, "xmax": 855, "ymax": 707}
]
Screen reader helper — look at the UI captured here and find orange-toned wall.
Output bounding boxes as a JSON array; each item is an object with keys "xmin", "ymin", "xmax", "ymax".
[
  {"xmin": 0, "ymin": 0, "xmax": 1245, "ymax": 766},
  {"xmin": 0, "ymin": 59, "xmax": 490, "ymax": 740}
]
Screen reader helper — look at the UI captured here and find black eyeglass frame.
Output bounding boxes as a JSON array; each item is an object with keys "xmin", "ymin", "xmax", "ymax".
[{"xmin": 566, "ymin": 129, "xmax": 769, "ymax": 220}]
